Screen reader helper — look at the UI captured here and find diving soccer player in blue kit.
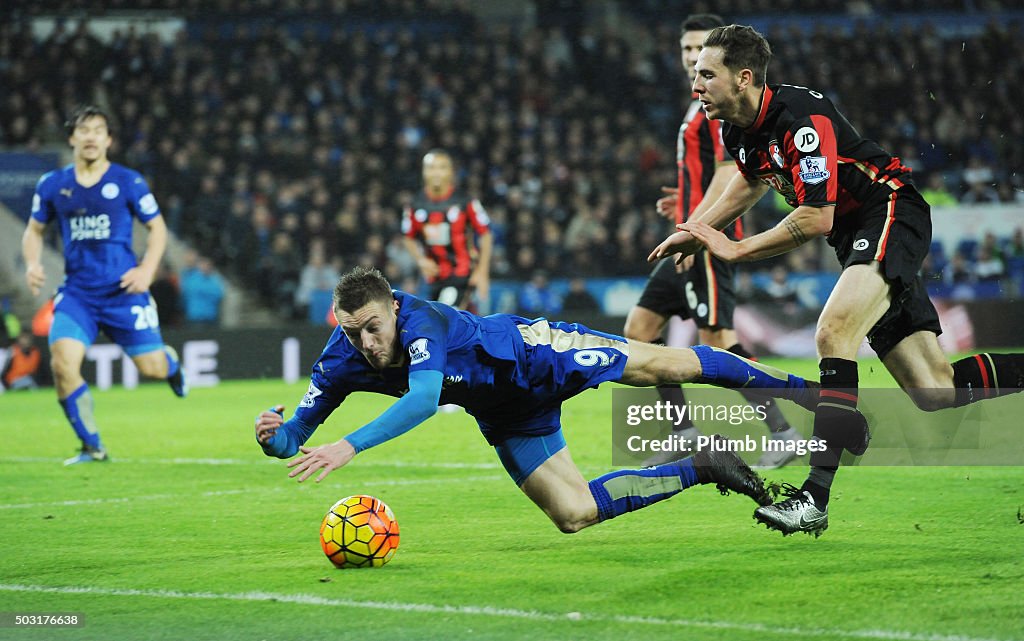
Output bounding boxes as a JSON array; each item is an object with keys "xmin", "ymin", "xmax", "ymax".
[
  {"xmin": 21, "ymin": 105, "xmax": 188, "ymax": 466},
  {"xmin": 255, "ymin": 267, "xmax": 819, "ymax": 533}
]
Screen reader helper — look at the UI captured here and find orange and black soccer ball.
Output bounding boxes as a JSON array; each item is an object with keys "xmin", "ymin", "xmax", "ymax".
[{"xmin": 319, "ymin": 495, "xmax": 400, "ymax": 568}]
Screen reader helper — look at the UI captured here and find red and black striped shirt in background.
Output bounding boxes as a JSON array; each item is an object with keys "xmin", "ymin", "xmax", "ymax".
[
  {"xmin": 402, "ymin": 187, "xmax": 491, "ymax": 282},
  {"xmin": 723, "ymin": 84, "xmax": 916, "ymax": 230},
  {"xmin": 677, "ymin": 97, "xmax": 744, "ymax": 240}
]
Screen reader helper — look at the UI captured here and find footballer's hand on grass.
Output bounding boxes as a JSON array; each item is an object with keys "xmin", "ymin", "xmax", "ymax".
[
  {"xmin": 25, "ymin": 263, "xmax": 46, "ymax": 296},
  {"xmin": 255, "ymin": 405, "xmax": 285, "ymax": 444},
  {"xmin": 655, "ymin": 186, "xmax": 679, "ymax": 220},
  {"xmin": 288, "ymin": 440, "xmax": 356, "ymax": 483},
  {"xmin": 680, "ymin": 222, "xmax": 741, "ymax": 263},
  {"xmin": 119, "ymin": 265, "xmax": 155, "ymax": 293},
  {"xmin": 648, "ymin": 229, "xmax": 700, "ymax": 263}
]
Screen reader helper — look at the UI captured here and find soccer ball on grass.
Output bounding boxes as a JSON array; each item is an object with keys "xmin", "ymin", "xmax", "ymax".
[{"xmin": 319, "ymin": 495, "xmax": 400, "ymax": 568}]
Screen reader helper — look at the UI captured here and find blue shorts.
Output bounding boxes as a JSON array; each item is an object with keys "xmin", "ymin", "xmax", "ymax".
[
  {"xmin": 475, "ymin": 318, "xmax": 629, "ymax": 445},
  {"xmin": 494, "ymin": 429, "xmax": 567, "ymax": 486},
  {"xmin": 50, "ymin": 287, "xmax": 165, "ymax": 357}
]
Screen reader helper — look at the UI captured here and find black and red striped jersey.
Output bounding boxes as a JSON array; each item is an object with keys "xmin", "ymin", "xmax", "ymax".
[
  {"xmin": 402, "ymin": 187, "xmax": 491, "ymax": 282},
  {"xmin": 723, "ymin": 84, "xmax": 915, "ymax": 223},
  {"xmin": 676, "ymin": 98, "xmax": 743, "ymax": 240}
]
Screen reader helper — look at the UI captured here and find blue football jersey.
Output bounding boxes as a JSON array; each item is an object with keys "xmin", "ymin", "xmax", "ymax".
[
  {"xmin": 31, "ymin": 163, "xmax": 162, "ymax": 296},
  {"xmin": 293, "ymin": 291, "xmax": 527, "ymax": 428}
]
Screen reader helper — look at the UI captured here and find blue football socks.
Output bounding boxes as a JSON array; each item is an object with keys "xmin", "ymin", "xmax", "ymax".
[
  {"xmin": 588, "ymin": 458, "xmax": 699, "ymax": 521},
  {"xmin": 692, "ymin": 345, "xmax": 813, "ymax": 407},
  {"xmin": 59, "ymin": 383, "xmax": 102, "ymax": 449}
]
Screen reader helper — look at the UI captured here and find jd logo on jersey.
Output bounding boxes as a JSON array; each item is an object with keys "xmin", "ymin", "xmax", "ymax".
[{"xmin": 794, "ymin": 126, "xmax": 820, "ymax": 153}]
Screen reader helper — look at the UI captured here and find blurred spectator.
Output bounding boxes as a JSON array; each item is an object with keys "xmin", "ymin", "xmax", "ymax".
[
  {"xmin": 181, "ymin": 253, "xmax": 226, "ymax": 325},
  {"xmin": 1006, "ymin": 227, "xmax": 1024, "ymax": 258},
  {"xmin": 919, "ymin": 174, "xmax": 958, "ymax": 208},
  {"xmin": 763, "ymin": 266, "xmax": 799, "ymax": 305},
  {"xmin": 1, "ymin": 331, "xmax": 42, "ymax": 391},
  {"xmin": 943, "ymin": 251, "xmax": 974, "ymax": 285},
  {"xmin": 150, "ymin": 262, "xmax": 182, "ymax": 328},
  {"xmin": 959, "ymin": 157, "xmax": 1000, "ymax": 204},
  {"xmin": 0, "ymin": 297, "xmax": 20, "ymax": 347},
  {"xmin": 261, "ymin": 232, "xmax": 303, "ymax": 316},
  {"xmin": 295, "ymin": 239, "xmax": 341, "ymax": 324},
  {"xmin": 921, "ymin": 253, "xmax": 943, "ymax": 283},
  {"xmin": 561, "ymin": 277, "xmax": 601, "ymax": 314},
  {"xmin": 974, "ymin": 239, "xmax": 1005, "ymax": 282},
  {"xmin": 518, "ymin": 271, "xmax": 563, "ymax": 316}
]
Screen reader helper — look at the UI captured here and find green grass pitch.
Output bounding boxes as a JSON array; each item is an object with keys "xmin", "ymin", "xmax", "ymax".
[{"xmin": 2, "ymin": 358, "xmax": 1022, "ymax": 641}]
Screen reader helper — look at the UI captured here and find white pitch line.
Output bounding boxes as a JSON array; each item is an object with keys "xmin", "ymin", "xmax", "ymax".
[
  {"xmin": 0, "ymin": 475, "xmax": 504, "ymax": 511},
  {"xmin": 0, "ymin": 456, "xmax": 502, "ymax": 469},
  {"xmin": 0, "ymin": 583, "xmax": 1007, "ymax": 641}
]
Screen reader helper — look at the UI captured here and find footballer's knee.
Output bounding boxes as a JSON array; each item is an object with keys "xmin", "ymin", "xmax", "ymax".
[
  {"xmin": 906, "ymin": 388, "xmax": 955, "ymax": 412},
  {"xmin": 623, "ymin": 322, "xmax": 654, "ymax": 343},
  {"xmin": 814, "ymin": 320, "xmax": 860, "ymax": 358},
  {"xmin": 549, "ymin": 509, "xmax": 594, "ymax": 534},
  {"xmin": 127, "ymin": 349, "xmax": 169, "ymax": 379},
  {"xmin": 50, "ymin": 352, "xmax": 78, "ymax": 381}
]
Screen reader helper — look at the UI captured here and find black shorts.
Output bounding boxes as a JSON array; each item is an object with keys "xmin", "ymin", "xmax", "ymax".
[
  {"xmin": 828, "ymin": 187, "xmax": 941, "ymax": 358},
  {"xmin": 429, "ymin": 276, "xmax": 473, "ymax": 309},
  {"xmin": 635, "ymin": 251, "xmax": 736, "ymax": 330}
]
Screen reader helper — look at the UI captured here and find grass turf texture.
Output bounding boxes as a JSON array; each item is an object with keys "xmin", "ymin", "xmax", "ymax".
[{"xmin": 1, "ymin": 357, "xmax": 1022, "ymax": 641}]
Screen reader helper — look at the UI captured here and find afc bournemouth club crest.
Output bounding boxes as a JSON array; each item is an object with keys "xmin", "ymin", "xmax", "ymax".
[{"xmin": 769, "ymin": 142, "xmax": 785, "ymax": 168}]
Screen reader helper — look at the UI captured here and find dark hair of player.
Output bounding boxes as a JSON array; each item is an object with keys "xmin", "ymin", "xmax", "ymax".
[
  {"xmin": 680, "ymin": 13, "xmax": 725, "ymax": 36},
  {"xmin": 64, "ymin": 104, "xmax": 115, "ymax": 137},
  {"xmin": 702, "ymin": 25, "xmax": 772, "ymax": 87},
  {"xmin": 333, "ymin": 266, "xmax": 394, "ymax": 314}
]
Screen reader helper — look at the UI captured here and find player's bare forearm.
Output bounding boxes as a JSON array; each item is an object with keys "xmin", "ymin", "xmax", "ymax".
[
  {"xmin": 686, "ymin": 163, "xmax": 739, "ymax": 222},
  {"xmin": 21, "ymin": 220, "xmax": 46, "ymax": 295},
  {"xmin": 689, "ymin": 173, "xmax": 767, "ymax": 231},
  {"xmin": 139, "ymin": 216, "xmax": 167, "ymax": 274},
  {"xmin": 470, "ymin": 232, "xmax": 493, "ymax": 291},
  {"xmin": 474, "ymin": 231, "xmax": 493, "ymax": 274},
  {"xmin": 403, "ymin": 236, "xmax": 438, "ymax": 279},
  {"xmin": 723, "ymin": 205, "xmax": 833, "ymax": 263}
]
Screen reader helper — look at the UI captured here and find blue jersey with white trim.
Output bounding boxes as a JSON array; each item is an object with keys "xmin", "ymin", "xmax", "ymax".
[
  {"xmin": 31, "ymin": 163, "xmax": 162, "ymax": 296},
  {"xmin": 293, "ymin": 291, "xmax": 527, "ymax": 429}
]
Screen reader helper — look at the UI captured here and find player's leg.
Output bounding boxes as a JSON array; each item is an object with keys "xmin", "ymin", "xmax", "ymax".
[
  {"xmin": 624, "ymin": 258, "xmax": 701, "ymax": 464},
  {"xmin": 619, "ymin": 339, "xmax": 817, "ymax": 409},
  {"xmin": 499, "ymin": 430, "xmax": 769, "ymax": 533},
  {"xmin": 884, "ymin": 332, "xmax": 1024, "ymax": 410},
  {"xmin": 695, "ymin": 252, "xmax": 804, "ymax": 467},
  {"xmin": 49, "ymin": 291, "xmax": 107, "ymax": 464},
  {"xmin": 754, "ymin": 261, "xmax": 892, "ymax": 536},
  {"xmin": 105, "ymin": 293, "xmax": 187, "ymax": 397}
]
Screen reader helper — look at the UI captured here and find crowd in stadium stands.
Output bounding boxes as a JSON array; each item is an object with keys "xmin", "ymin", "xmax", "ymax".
[
  {"xmin": 1, "ymin": 7, "xmax": 1022, "ymax": 320},
  {"xmin": 622, "ymin": 0, "xmax": 1016, "ymax": 18}
]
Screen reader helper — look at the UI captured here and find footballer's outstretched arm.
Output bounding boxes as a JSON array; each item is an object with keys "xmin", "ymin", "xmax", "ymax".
[
  {"xmin": 683, "ymin": 204, "xmax": 834, "ymax": 263},
  {"xmin": 285, "ymin": 369, "xmax": 444, "ymax": 483},
  {"xmin": 648, "ymin": 173, "xmax": 768, "ymax": 262}
]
